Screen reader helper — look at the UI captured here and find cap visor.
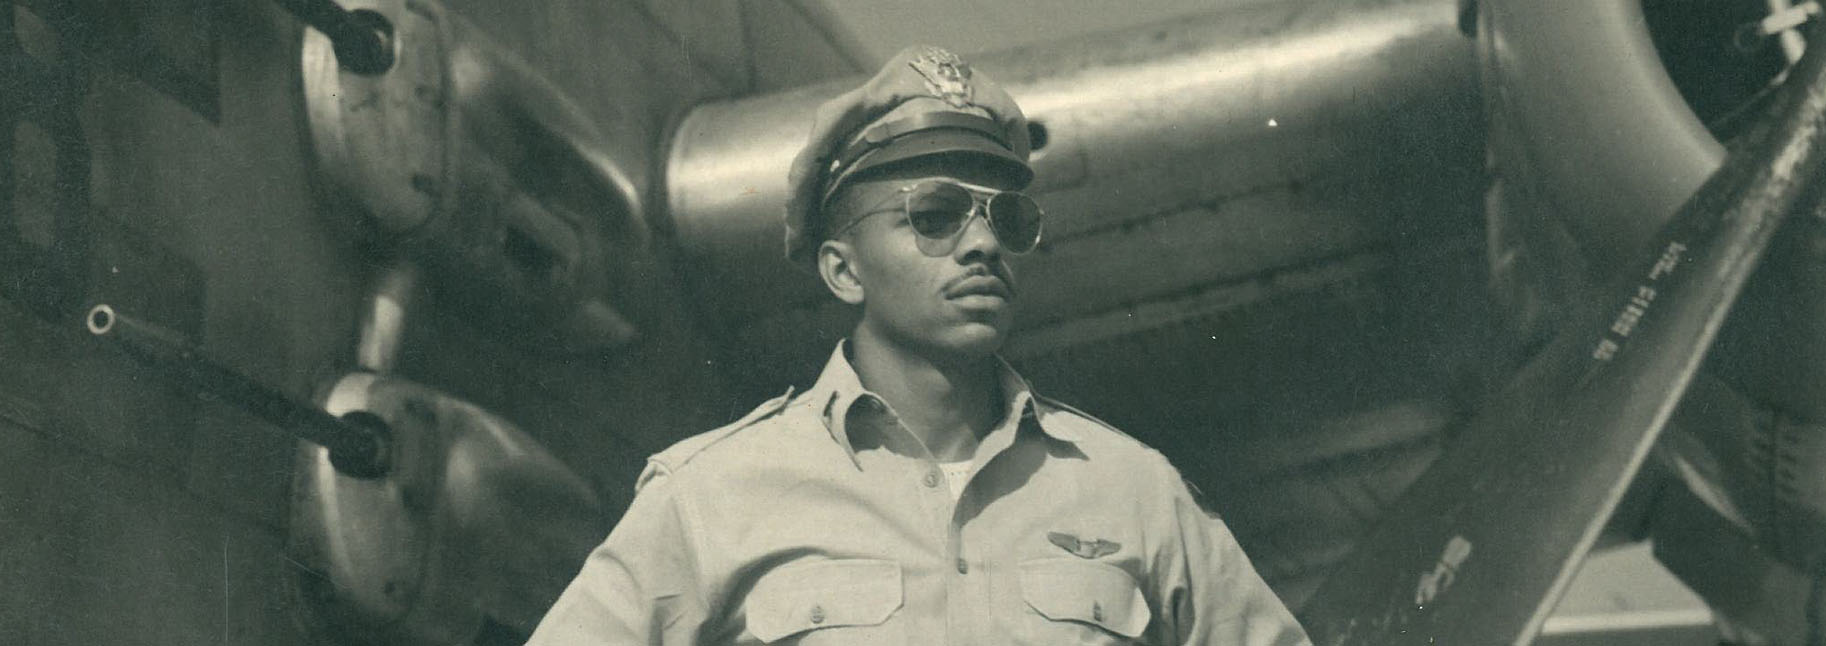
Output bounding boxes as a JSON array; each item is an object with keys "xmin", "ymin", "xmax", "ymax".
[{"xmin": 842, "ymin": 130, "xmax": 1034, "ymax": 188}]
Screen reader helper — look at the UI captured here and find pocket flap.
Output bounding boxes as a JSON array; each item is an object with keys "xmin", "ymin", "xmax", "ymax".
[
  {"xmin": 1019, "ymin": 558, "xmax": 1151, "ymax": 638},
  {"xmin": 745, "ymin": 559, "xmax": 903, "ymax": 642}
]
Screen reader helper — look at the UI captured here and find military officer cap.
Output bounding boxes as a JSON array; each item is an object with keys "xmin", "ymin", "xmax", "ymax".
[{"xmin": 785, "ymin": 45, "xmax": 1034, "ymax": 267}]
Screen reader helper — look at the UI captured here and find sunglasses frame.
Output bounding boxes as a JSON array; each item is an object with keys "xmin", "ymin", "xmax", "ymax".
[{"xmin": 829, "ymin": 179, "xmax": 1045, "ymax": 256}]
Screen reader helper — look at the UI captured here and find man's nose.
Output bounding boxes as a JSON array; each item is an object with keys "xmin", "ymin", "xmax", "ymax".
[{"xmin": 953, "ymin": 210, "xmax": 1004, "ymax": 261}]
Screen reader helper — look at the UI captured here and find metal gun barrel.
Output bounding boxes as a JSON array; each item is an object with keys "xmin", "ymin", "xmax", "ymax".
[
  {"xmin": 272, "ymin": 0, "xmax": 393, "ymax": 74},
  {"xmin": 86, "ymin": 304, "xmax": 391, "ymax": 478}
]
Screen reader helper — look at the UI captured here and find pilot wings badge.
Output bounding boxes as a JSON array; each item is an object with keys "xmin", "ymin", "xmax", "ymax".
[
  {"xmin": 1048, "ymin": 531, "xmax": 1121, "ymax": 559},
  {"xmin": 908, "ymin": 47, "xmax": 975, "ymax": 108}
]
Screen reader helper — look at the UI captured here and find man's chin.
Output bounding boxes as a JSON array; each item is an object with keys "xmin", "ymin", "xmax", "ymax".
[{"xmin": 938, "ymin": 321, "xmax": 1011, "ymax": 357}]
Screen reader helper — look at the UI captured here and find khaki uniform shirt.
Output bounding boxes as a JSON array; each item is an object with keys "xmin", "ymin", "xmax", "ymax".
[{"xmin": 528, "ymin": 344, "xmax": 1310, "ymax": 645}]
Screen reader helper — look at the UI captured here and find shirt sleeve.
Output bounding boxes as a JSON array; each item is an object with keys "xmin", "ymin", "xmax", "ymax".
[
  {"xmin": 1148, "ymin": 458, "xmax": 1313, "ymax": 646},
  {"xmin": 525, "ymin": 462, "xmax": 708, "ymax": 646}
]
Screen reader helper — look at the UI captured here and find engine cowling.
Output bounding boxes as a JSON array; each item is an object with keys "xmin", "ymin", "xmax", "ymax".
[{"xmin": 1478, "ymin": 2, "xmax": 1826, "ymax": 642}]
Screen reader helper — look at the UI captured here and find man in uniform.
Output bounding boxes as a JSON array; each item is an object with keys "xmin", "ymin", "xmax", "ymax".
[{"xmin": 527, "ymin": 46, "xmax": 1310, "ymax": 645}]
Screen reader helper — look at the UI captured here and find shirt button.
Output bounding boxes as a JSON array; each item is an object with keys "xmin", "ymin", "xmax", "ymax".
[
  {"xmin": 923, "ymin": 470, "xmax": 941, "ymax": 488},
  {"xmin": 809, "ymin": 604, "xmax": 826, "ymax": 624},
  {"xmin": 1092, "ymin": 601, "xmax": 1105, "ymax": 623},
  {"xmin": 955, "ymin": 559, "xmax": 969, "ymax": 574}
]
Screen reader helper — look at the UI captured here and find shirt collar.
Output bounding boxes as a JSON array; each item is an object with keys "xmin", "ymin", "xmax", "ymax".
[{"xmin": 805, "ymin": 341, "xmax": 1081, "ymax": 463}]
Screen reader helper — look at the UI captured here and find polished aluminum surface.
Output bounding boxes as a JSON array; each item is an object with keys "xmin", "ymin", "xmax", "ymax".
[
  {"xmin": 1484, "ymin": 0, "xmax": 1826, "ymax": 558},
  {"xmin": 1479, "ymin": 0, "xmax": 1724, "ymax": 278},
  {"xmin": 294, "ymin": 372, "xmax": 605, "ymax": 642},
  {"xmin": 356, "ymin": 260, "xmax": 417, "ymax": 374},
  {"xmin": 303, "ymin": 0, "xmax": 643, "ymax": 353},
  {"xmin": 302, "ymin": 0, "xmax": 448, "ymax": 236},
  {"xmin": 1304, "ymin": 16, "xmax": 1826, "ymax": 642},
  {"xmin": 667, "ymin": 0, "xmax": 1473, "ymax": 330}
]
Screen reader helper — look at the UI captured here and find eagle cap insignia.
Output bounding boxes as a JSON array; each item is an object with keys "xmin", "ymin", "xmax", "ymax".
[
  {"xmin": 1047, "ymin": 531, "xmax": 1121, "ymax": 559},
  {"xmin": 908, "ymin": 47, "xmax": 974, "ymax": 108}
]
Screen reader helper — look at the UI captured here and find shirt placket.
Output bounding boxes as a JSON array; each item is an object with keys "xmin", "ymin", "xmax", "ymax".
[
  {"xmin": 854, "ymin": 392, "xmax": 1034, "ymax": 646},
  {"xmin": 945, "ymin": 412, "xmax": 1030, "ymax": 645},
  {"xmin": 858, "ymin": 400, "xmax": 967, "ymax": 645},
  {"xmin": 923, "ymin": 456, "xmax": 971, "ymax": 646},
  {"xmin": 891, "ymin": 429, "xmax": 962, "ymax": 645}
]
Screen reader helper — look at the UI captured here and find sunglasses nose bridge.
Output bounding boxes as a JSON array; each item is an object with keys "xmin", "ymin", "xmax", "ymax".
[
  {"xmin": 966, "ymin": 196, "xmax": 991, "ymax": 228},
  {"xmin": 950, "ymin": 202, "xmax": 1005, "ymax": 256}
]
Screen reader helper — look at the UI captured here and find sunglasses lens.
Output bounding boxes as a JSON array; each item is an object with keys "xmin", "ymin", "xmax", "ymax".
[
  {"xmin": 987, "ymin": 192, "xmax": 1044, "ymax": 253},
  {"xmin": 904, "ymin": 182, "xmax": 974, "ymax": 239}
]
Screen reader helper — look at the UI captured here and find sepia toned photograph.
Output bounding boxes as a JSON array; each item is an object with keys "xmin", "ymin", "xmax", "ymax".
[{"xmin": 2, "ymin": 0, "xmax": 1823, "ymax": 644}]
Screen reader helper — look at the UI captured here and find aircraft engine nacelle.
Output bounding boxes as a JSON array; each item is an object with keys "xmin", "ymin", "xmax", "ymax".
[
  {"xmin": 1476, "ymin": 1, "xmax": 1826, "ymax": 641},
  {"xmin": 666, "ymin": 0, "xmax": 1481, "ymax": 388}
]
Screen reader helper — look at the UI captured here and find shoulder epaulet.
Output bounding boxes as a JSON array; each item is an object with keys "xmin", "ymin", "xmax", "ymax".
[
  {"xmin": 1033, "ymin": 393, "xmax": 1145, "ymax": 445},
  {"xmin": 649, "ymin": 386, "xmax": 797, "ymax": 472},
  {"xmin": 1037, "ymin": 396, "xmax": 1208, "ymax": 512}
]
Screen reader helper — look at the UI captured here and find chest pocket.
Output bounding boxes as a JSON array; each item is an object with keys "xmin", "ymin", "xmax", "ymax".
[
  {"xmin": 1019, "ymin": 558, "xmax": 1151, "ymax": 642},
  {"xmin": 744, "ymin": 559, "xmax": 904, "ymax": 644}
]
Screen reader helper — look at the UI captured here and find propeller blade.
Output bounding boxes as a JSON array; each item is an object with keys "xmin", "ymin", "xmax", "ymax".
[{"xmin": 1299, "ymin": 19, "xmax": 1826, "ymax": 646}]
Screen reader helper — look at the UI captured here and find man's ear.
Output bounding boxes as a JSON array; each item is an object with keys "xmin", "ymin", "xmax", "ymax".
[{"xmin": 817, "ymin": 238, "xmax": 866, "ymax": 306}]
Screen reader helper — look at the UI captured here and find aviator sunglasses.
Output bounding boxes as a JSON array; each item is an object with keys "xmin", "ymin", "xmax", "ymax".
[{"xmin": 831, "ymin": 179, "xmax": 1045, "ymax": 256}]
